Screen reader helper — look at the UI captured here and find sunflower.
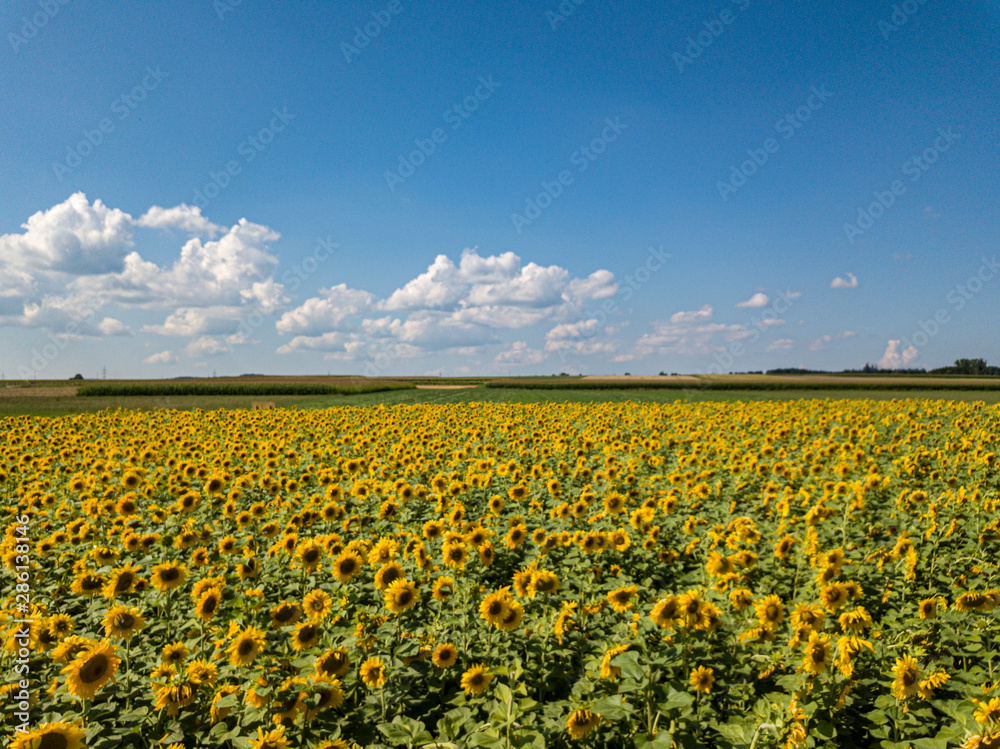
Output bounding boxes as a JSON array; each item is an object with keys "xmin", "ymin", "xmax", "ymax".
[
  {"xmin": 506, "ymin": 525, "xmax": 526, "ymax": 549},
  {"xmin": 891, "ymin": 655, "xmax": 920, "ymax": 700},
  {"xmin": 303, "ymin": 589, "xmax": 334, "ymax": 621},
  {"xmin": 385, "ymin": 579, "xmax": 419, "ymax": 613},
  {"xmin": 102, "ymin": 605, "xmax": 145, "ymax": 641},
  {"xmin": 529, "ymin": 570, "xmax": 559, "ymax": 597},
  {"xmin": 460, "ymin": 664, "xmax": 493, "ymax": 696},
  {"xmin": 443, "ymin": 541, "xmax": 469, "ymax": 569},
  {"xmin": 46, "ymin": 613, "xmax": 75, "ymax": 641},
  {"xmin": 9, "ymin": 720, "xmax": 85, "ymax": 749},
  {"xmin": 706, "ymin": 552, "xmax": 735, "ymax": 577},
  {"xmin": 291, "ymin": 621, "xmax": 321, "ymax": 652},
  {"xmin": 359, "ymin": 657, "xmax": 387, "ymax": 689},
  {"xmin": 332, "ymin": 551, "xmax": 363, "ymax": 583},
  {"xmin": 272, "ymin": 677, "xmax": 307, "ymax": 724},
  {"xmin": 423, "ymin": 519, "xmax": 445, "ymax": 540},
  {"xmin": 432, "ymin": 643, "xmax": 458, "ymax": 668},
  {"xmin": 729, "ymin": 588, "xmax": 753, "ymax": 611},
  {"xmin": 918, "ymin": 669, "xmax": 951, "ymax": 700},
  {"xmin": 818, "ymin": 582, "xmax": 849, "ymax": 611},
  {"xmin": 195, "ymin": 587, "xmax": 223, "ymax": 621},
  {"xmin": 838, "ymin": 606, "xmax": 872, "ymax": 634},
  {"xmin": 270, "ymin": 601, "xmax": 303, "ymax": 628},
  {"xmin": 71, "ymin": 571, "xmax": 106, "ymax": 596},
  {"xmin": 801, "ymin": 632, "xmax": 832, "ymax": 676},
  {"xmin": 600, "ymin": 644, "xmax": 630, "ymax": 679},
  {"xmin": 605, "ymin": 585, "xmax": 638, "ymax": 613},
  {"xmin": 566, "ymin": 708, "xmax": 601, "ymax": 739},
  {"xmin": 790, "ymin": 603, "xmax": 826, "ymax": 632},
  {"xmin": 689, "ymin": 665, "xmax": 715, "ymax": 694},
  {"xmin": 677, "ymin": 590, "xmax": 703, "ymax": 627},
  {"xmin": 603, "ymin": 493, "xmax": 626, "ymax": 514},
  {"xmin": 496, "ymin": 600, "xmax": 524, "ymax": 631},
  {"xmin": 150, "ymin": 562, "xmax": 188, "ymax": 592},
  {"xmin": 774, "ymin": 535, "xmax": 796, "ymax": 560},
  {"xmin": 478, "ymin": 542, "xmax": 496, "ymax": 566},
  {"xmin": 316, "ymin": 648, "xmax": 351, "ymax": 678},
  {"xmin": 651, "ymin": 595, "xmax": 680, "ymax": 628},
  {"xmin": 307, "ymin": 678, "xmax": 346, "ymax": 720},
  {"xmin": 374, "ymin": 561, "xmax": 405, "ymax": 591},
  {"xmin": 974, "ymin": 697, "xmax": 1000, "ymax": 727},
  {"xmin": 210, "ymin": 684, "xmax": 241, "ymax": 723},
  {"xmin": 102, "ymin": 562, "xmax": 142, "ymax": 598},
  {"xmin": 755, "ymin": 595, "xmax": 785, "ymax": 630},
  {"xmin": 63, "ymin": 640, "xmax": 120, "ymax": 699},
  {"xmin": 228, "ymin": 626, "xmax": 266, "ymax": 666},
  {"xmin": 918, "ymin": 597, "xmax": 938, "ymax": 620},
  {"xmin": 432, "ymin": 576, "xmax": 455, "ymax": 602},
  {"xmin": 250, "ymin": 725, "xmax": 289, "ymax": 749},
  {"xmin": 154, "ymin": 680, "xmax": 199, "ymax": 716},
  {"xmin": 51, "ymin": 636, "xmax": 95, "ymax": 665},
  {"xmin": 479, "ymin": 590, "xmax": 511, "ymax": 626},
  {"xmin": 955, "ymin": 592, "xmax": 996, "ymax": 613},
  {"xmin": 160, "ymin": 642, "xmax": 190, "ymax": 664}
]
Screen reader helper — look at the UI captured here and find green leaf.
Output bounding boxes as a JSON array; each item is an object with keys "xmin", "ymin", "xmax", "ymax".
[
  {"xmin": 591, "ymin": 694, "xmax": 633, "ymax": 721},
  {"xmin": 611, "ymin": 651, "xmax": 645, "ymax": 682},
  {"xmin": 649, "ymin": 731, "xmax": 674, "ymax": 749},
  {"xmin": 215, "ymin": 694, "xmax": 239, "ymax": 709},
  {"xmin": 715, "ymin": 722, "xmax": 753, "ymax": 746},
  {"xmin": 469, "ymin": 732, "xmax": 504, "ymax": 748},
  {"xmin": 661, "ymin": 687, "xmax": 695, "ymax": 713},
  {"xmin": 814, "ymin": 720, "xmax": 836, "ymax": 739},
  {"xmin": 378, "ymin": 722, "xmax": 413, "ymax": 744},
  {"xmin": 495, "ymin": 682, "xmax": 512, "ymax": 706}
]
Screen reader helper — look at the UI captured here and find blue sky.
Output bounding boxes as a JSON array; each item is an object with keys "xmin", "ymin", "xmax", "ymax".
[{"xmin": 1, "ymin": 0, "xmax": 998, "ymax": 378}]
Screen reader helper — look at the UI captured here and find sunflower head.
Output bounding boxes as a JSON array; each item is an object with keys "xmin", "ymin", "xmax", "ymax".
[
  {"xmin": 62, "ymin": 640, "xmax": 120, "ymax": 700},
  {"xmin": 566, "ymin": 708, "xmax": 601, "ymax": 739},
  {"xmin": 460, "ymin": 664, "xmax": 493, "ymax": 696},
  {"xmin": 432, "ymin": 643, "xmax": 458, "ymax": 669}
]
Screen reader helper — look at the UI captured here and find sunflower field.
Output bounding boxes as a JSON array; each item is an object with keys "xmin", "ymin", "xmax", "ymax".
[{"xmin": 2, "ymin": 400, "xmax": 999, "ymax": 749}]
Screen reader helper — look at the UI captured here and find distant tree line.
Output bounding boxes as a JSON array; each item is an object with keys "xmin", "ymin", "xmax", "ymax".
[{"xmin": 765, "ymin": 359, "xmax": 999, "ymax": 376}]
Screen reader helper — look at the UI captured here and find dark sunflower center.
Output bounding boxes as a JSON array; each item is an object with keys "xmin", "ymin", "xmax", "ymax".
[
  {"xmin": 80, "ymin": 655, "xmax": 109, "ymax": 683},
  {"xmin": 116, "ymin": 613, "xmax": 135, "ymax": 629},
  {"xmin": 238, "ymin": 639, "xmax": 255, "ymax": 656},
  {"xmin": 161, "ymin": 569, "xmax": 179, "ymax": 582},
  {"xmin": 38, "ymin": 733, "xmax": 69, "ymax": 749}
]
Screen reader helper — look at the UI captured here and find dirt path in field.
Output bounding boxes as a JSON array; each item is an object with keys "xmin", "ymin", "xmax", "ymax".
[
  {"xmin": 0, "ymin": 387, "xmax": 78, "ymax": 398},
  {"xmin": 414, "ymin": 385, "xmax": 479, "ymax": 389}
]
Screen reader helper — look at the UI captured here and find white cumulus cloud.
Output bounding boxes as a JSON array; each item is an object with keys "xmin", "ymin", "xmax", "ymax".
[
  {"xmin": 830, "ymin": 273, "xmax": 858, "ymax": 289},
  {"xmin": 877, "ymin": 340, "xmax": 919, "ymax": 369},
  {"xmin": 144, "ymin": 350, "xmax": 176, "ymax": 364},
  {"xmin": 736, "ymin": 292, "xmax": 770, "ymax": 308}
]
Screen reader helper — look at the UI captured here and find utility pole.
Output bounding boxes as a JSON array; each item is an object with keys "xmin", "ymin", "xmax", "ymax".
[{"xmin": 102, "ymin": 366, "xmax": 107, "ymax": 380}]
